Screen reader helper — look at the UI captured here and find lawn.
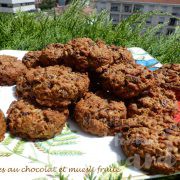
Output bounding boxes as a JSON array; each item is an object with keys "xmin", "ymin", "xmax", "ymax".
[{"xmin": 0, "ymin": 0, "xmax": 179, "ymax": 64}]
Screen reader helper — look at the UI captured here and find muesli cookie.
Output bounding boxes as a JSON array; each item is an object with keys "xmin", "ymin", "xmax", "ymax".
[
  {"xmin": 0, "ymin": 55, "xmax": 27, "ymax": 86},
  {"xmin": 74, "ymin": 92, "xmax": 127, "ymax": 136},
  {"xmin": 16, "ymin": 65, "xmax": 90, "ymax": 107},
  {"xmin": 63, "ymin": 38, "xmax": 114, "ymax": 72},
  {"xmin": 110, "ymin": 45, "xmax": 135, "ymax": 64},
  {"xmin": 100, "ymin": 63, "xmax": 155, "ymax": 99},
  {"xmin": 96, "ymin": 45, "xmax": 135, "ymax": 73},
  {"xmin": 39, "ymin": 43, "xmax": 65, "ymax": 67},
  {"xmin": 63, "ymin": 38, "xmax": 135, "ymax": 72},
  {"xmin": 127, "ymin": 87, "xmax": 178, "ymax": 118},
  {"xmin": 22, "ymin": 51, "xmax": 42, "ymax": 68},
  {"xmin": 0, "ymin": 110, "xmax": 6, "ymax": 141},
  {"xmin": 119, "ymin": 115, "xmax": 180, "ymax": 174},
  {"xmin": 7, "ymin": 100, "xmax": 69, "ymax": 140},
  {"xmin": 154, "ymin": 64, "xmax": 180, "ymax": 99}
]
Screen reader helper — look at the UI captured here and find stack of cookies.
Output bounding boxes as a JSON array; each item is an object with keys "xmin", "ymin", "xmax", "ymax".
[{"xmin": 0, "ymin": 38, "xmax": 179, "ymax": 175}]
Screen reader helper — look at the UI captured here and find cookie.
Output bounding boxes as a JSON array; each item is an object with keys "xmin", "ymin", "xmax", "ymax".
[
  {"xmin": 22, "ymin": 38, "xmax": 135, "ymax": 73},
  {"xmin": 74, "ymin": 92, "xmax": 127, "ymax": 136},
  {"xmin": 154, "ymin": 64, "xmax": 180, "ymax": 99},
  {"xmin": 110, "ymin": 45, "xmax": 135, "ymax": 64},
  {"xmin": 119, "ymin": 115, "xmax": 180, "ymax": 174},
  {"xmin": 0, "ymin": 110, "xmax": 6, "ymax": 142},
  {"xmin": 16, "ymin": 65, "xmax": 90, "ymax": 107},
  {"xmin": 0, "ymin": 55, "xmax": 27, "ymax": 86},
  {"xmin": 127, "ymin": 87, "xmax": 178, "ymax": 118},
  {"xmin": 39, "ymin": 43, "xmax": 64, "ymax": 67},
  {"xmin": 7, "ymin": 100, "xmax": 69, "ymax": 140},
  {"xmin": 22, "ymin": 51, "xmax": 42, "ymax": 68},
  {"xmin": 100, "ymin": 63, "xmax": 155, "ymax": 99},
  {"xmin": 63, "ymin": 38, "xmax": 114, "ymax": 72}
]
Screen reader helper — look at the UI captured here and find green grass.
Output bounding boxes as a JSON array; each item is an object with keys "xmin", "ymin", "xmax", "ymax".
[{"xmin": 0, "ymin": 0, "xmax": 179, "ymax": 63}]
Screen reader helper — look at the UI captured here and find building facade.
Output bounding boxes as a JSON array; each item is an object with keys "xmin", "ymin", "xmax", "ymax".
[
  {"xmin": 93, "ymin": 0, "xmax": 180, "ymax": 34},
  {"xmin": 0, "ymin": 0, "xmax": 36, "ymax": 13}
]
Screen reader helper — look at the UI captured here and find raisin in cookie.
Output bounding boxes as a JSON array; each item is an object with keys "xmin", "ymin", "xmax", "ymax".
[
  {"xmin": 7, "ymin": 100, "xmax": 69, "ymax": 140},
  {"xmin": 74, "ymin": 92, "xmax": 127, "ymax": 136}
]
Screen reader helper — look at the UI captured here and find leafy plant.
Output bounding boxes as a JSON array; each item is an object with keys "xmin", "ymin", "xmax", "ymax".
[
  {"xmin": 39, "ymin": 0, "xmax": 56, "ymax": 10},
  {"xmin": 0, "ymin": 0, "xmax": 179, "ymax": 63}
]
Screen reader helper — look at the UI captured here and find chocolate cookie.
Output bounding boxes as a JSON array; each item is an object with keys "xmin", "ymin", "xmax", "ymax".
[
  {"xmin": 0, "ymin": 110, "xmax": 6, "ymax": 141},
  {"xmin": 7, "ymin": 100, "xmax": 69, "ymax": 140},
  {"xmin": 119, "ymin": 115, "xmax": 180, "ymax": 174},
  {"xmin": 0, "ymin": 55, "xmax": 27, "ymax": 86},
  {"xmin": 22, "ymin": 51, "xmax": 42, "ymax": 68},
  {"xmin": 110, "ymin": 45, "xmax": 135, "ymax": 64},
  {"xmin": 16, "ymin": 65, "xmax": 90, "ymax": 107},
  {"xmin": 96, "ymin": 45, "xmax": 135, "ymax": 73},
  {"xmin": 100, "ymin": 63, "xmax": 155, "ymax": 99},
  {"xmin": 63, "ymin": 38, "xmax": 114, "ymax": 72},
  {"xmin": 127, "ymin": 87, "xmax": 178, "ymax": 118},
  {"xmin": 74, "ymin": 92, "xmax": 127, "ymax": 136},
  {"xmin": 39, "ymin": 43, "xmax": 64, "ymax": 67},
  {"xmin": 154, "ymin": 64, "xmax": 180, "ymax": 99}
]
